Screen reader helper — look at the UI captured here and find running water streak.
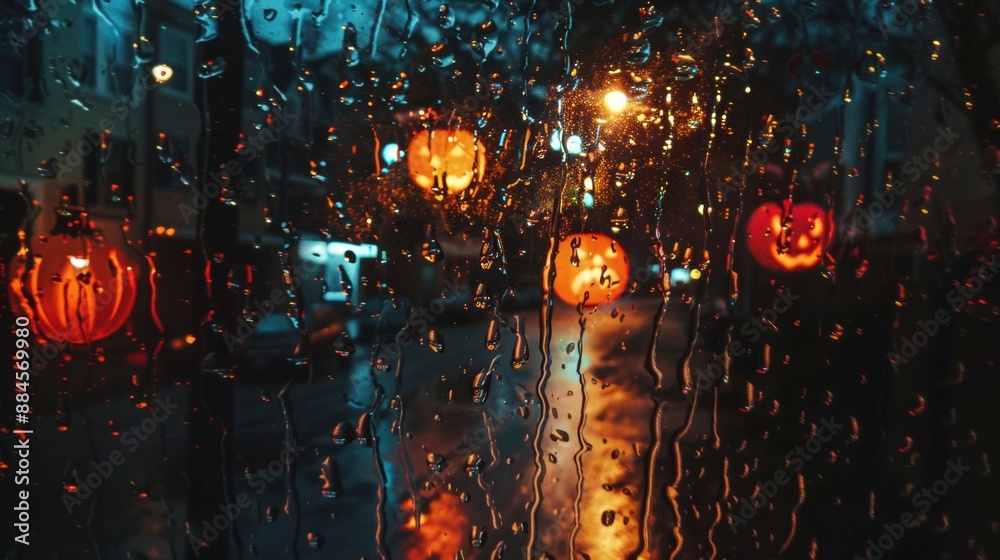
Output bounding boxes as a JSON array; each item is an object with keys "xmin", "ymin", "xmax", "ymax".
[
  {"xmin": 568, "ymin": 306, "xmax": 589, "ymax": 559},
  {"xmin": 526, "ymin": 168, "xmax": 569, "ymax": 558}
]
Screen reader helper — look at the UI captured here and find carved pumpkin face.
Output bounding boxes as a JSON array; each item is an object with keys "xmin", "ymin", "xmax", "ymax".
[
  {"xmin": 553, "ymin": 233, "xmax": 630, "ymax": 305},
  {"xmin": 8, "ymin": 234, "xmax": 138, "ymax": 344},
  {"xmin": 407, "ymin": 129, "xmax": 485, "ymax": 195},
  {"xmin": 746, "ymin": 201, "xmax": 833, "ymax": 272}
]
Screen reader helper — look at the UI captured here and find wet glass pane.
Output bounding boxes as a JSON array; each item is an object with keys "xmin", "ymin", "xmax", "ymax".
[{"xmin": 2, "ymin": 0, "xmax": 1000, "ymax": 559}]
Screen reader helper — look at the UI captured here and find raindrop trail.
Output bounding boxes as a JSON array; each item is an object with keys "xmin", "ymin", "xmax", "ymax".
[
  {"xmin": 480, "ymin": 411, "xmax": 502, "ymax": 529},
  {"xmin": 277, "ymin": 375, "xmax": 300, "ymax": 560},
  {"xmin": 706, "ymin": 391, "xmax": 728, "ymax": 560},
  {"xmin": 367, "ymin": 386, "xmax": 391, "ymax": 560},
  {"xmin": 276, "ymin": 237, "xmax": 313, "ymax": 560},
  {"xmin": 73, "ymin": 287, "xmax": 104, "ymax": 560},
  {"xmin": 399, "ymin": 0, "xmax": 416, "ymax": 54},
  {"xmin": 779, "ymin": 474, "xmax": 806, "ymax": 553},
  {"xmin": 80, "ymin": 362, "xmax": 104, "ymax": 560},
  {"xmin": 158, "ymin": 485, "xmax": 179, "ymax": 560},
  {"xmin": 219, "ymin": 423, "xmax": 243, "ymax": 558},
  {"xmin": 704, "ymin": 84, "xmax": 734, "ymax": 560},
  {"xmin": 369, "ymin": 0, "xmax": 387, "ymax": 58},
  {"xmin": 526, "ymin": 161, "xmax": 568, "ymax": 557},
  {"xmin": 665, "ymin": 81, "xmax": 722, "ymax": 558},
  {"xmin": 665, "ymin": 171, "xmax": 712, "ymax": 560},
  {"xmin": 666, "ymin": 389, "xmax": 700, "ymax": 560},
  {"xmin": 636, "ymin": 292, "xmax": 666, "ymax": 559},
  {"xmin": 281, "ymin": 243, "xmax": 316, "ymax": 386},
  {"xmin": 709, "ymin": 129, "xmax": 750, "ymax": 560},
  {"xmin": 520, "ymin": 0, "xmax": 537, "ymax": 120},
  {"xmin": 562, "ymin": 13, "xmax": 585, "ymax": 554},
  {"xmin": 123, "ymin": 213, "xmax": 177, "ymax": 558},
  {"xmin": 636, "ymin": 184, "xmax": 669, "ymax": 560},
  {"xmin": 394, "ymin": 397, "xmax": 420, "ymax": 529},
  {"xmin": 568, "ymin": 304, "xmax": 589, "ymax": 559},
  {"xmin": 241, "ymin": 0, "xmax": 261, "ymax": 54}
]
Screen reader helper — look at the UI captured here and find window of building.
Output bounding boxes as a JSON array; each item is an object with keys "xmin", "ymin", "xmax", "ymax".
[
  {"xmin": 157, "ymin": 26, "xmax": 193, "ymax": 96},
  {"xmin": 0, "ymin": 16, "xmax": 42, "ymax": 100},
  {"xmin": 153, "ymin": 133, "xmax": 193, "ymax": 191},
  {"xmin": 83, "ymin": 129, "xmax": 134, "ymax": 209},
  {"xmin": 78, "ymin": 6, "xmax": 134, "ymax": 97}
]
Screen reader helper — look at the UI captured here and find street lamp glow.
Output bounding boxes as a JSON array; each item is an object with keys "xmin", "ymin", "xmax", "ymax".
[
  {"xmin": 604, "ymin": 90, "xmax": 628, "ymax": 113},
  {"xmin": 152, "ymin": 64, "xmax": 174, "ymax": 83}
]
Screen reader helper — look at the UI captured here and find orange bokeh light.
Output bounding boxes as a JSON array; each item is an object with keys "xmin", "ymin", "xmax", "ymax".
[
  {"xmin": 407, "ymin": 128, "xmax": 485, "ymax": 195},
  {"xmin": 552, "ymin": 233, "xmax": 630, "ymax": 305},
  {"xmin": 746, "ymin": 201, "xmax": 833, "ymax": 272},
  {"xmin": 8, "ymin": 235, "xmax": 138, "ymax": 344}
]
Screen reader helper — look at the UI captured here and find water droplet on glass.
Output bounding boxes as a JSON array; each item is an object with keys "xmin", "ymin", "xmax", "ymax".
[
  {"xmin": 421, "ymin": 224, "xmax": 444, "ymax": 263},
  {"xmin": 333, "ymin": 331, "xmax": 355, "ymax": 357},
  {"xmin": 480, "ymin": 228, "xmax": 502, "ymax": 270},
  {"xmin": 438, "ymin": 4, "xmax": 455, "ymax": 28},
  {"xmin": 320, "ymin": 457, "xmax": 343, "ymax": 498},
  {"xmin": 426, "ymin": 453, "xmax": 446, "ymax": 472},
  {"xmin": 430, "ymin": 41, "xmax": 455, "ymax": 68},
  {"xmin": 624, "ymin": 33, "xmax": 651, "ymax": 65},
  {"xmin": 198, "ymin": 57, "xmax": 226, "ymax": 79},
  {"xmin": 356, "ymin": 411, "xmax": 373, "ymax": 446},
  {"xmin": 601, "ymin": 510, "xmax": 616, "ymax": 526},
  {"xmin": 331, "ymin": 421, "xmax": 354, "ymax": 445},
  {"xmin": 511, "ymin": 315, "xmax": 529, "ymax": 369},
  {"xmin": 465, "ymin": 453, "xmax": 484, "ymax": 474},
  {"xmin": 474, "ymin": 283, "xmax": 493, "ymax": 309},
  {"xmin": 338, "ymin": 264, "xmax": 353, "ymax": 298},
  {"xmin": 427, "ymin": 327, "xmax": 445, "ymax": 353},
  {"xmin": 472, "ymin": 356, "xmax": 498, "ymax": 404},
  {"xmin": 672, "ymin": 53, "xmax": 699, "ymax": 81},
  {"xmin": 470, "ymin": 525, "xmax": 488, "ymax": 548},
  {"xmin": 342, "ymin": 23, "xmax": 360, "ymax": 67},
  {"xmin": 471, "ymin": 19, "xmax": 498, "ymax": 60},
  {"xmin": 485, "ymin": 315, "xmax": 501, "ymax": 350}
]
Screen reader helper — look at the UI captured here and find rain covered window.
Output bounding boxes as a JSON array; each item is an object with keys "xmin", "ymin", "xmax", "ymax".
[{"xmin": 2, "ymin": 0, "xmax": 1000, "ymax": 559}]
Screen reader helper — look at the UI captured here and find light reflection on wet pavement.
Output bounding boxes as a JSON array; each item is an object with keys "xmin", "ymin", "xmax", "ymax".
[{"xmin": 231, "ymin": 298, "xmax": 699, "ymax": 559}]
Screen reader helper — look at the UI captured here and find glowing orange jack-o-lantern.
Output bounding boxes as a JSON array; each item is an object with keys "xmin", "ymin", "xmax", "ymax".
[
  {"xmin": 552, "ymin": 233, "xmax": 630, "ymax": 305},
  {"xmin": 8, "ymin": 210, "xmax": 139, "ymax": 344},
  {"xmin": 746, "ymin": 201, "xmax": 833, "ymax": 272},
  {"xmin": 407, "ymin": 128, "xmax": 485, "ymax": 195}
]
